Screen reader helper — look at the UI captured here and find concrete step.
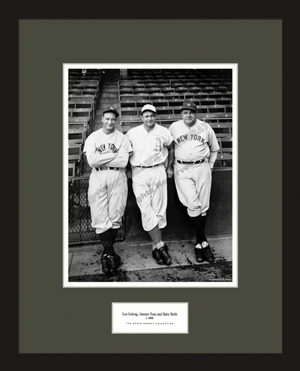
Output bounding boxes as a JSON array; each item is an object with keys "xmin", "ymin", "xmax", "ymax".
[
  {"xmin": 98, "ymin": 98, "xmax": 120, "ymax": 105},
  {"xmin": 101, "ymin": 87, "xmax": 118, "ymax": 93},
  {"xmin": 100, "ymin": 92, "xmax": 119, "ymax": 98}
]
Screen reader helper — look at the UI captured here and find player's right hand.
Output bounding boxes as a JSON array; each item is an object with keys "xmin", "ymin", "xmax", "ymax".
[{"xmin": 166, "ymin": 168, "xmax": 174, "ymax": 178}]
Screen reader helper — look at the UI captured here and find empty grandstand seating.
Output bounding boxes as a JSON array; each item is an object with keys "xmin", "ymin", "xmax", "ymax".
[
  {"xmin": 68, "ymin": 68, "xmax": 233, "ymax": 179},
  {"xmin": 68, "ymin": 69, "xmax": 103, "ymax": 178},
  {"xmin": 116, "ymin": 68, "xmax": 233, "ymax": 167}
]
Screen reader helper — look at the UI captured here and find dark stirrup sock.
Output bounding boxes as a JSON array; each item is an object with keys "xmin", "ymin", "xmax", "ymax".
[
  {"xmin": 190, "ymin": 214, "xmax": 207, "ymax": 244},
  {"xmin": 99, "ymin": 229, "xmax": 115, "ymax": 256},
  {"xmin": 110, "ymin": 228, "xmax": 119, "ymax": 245}
]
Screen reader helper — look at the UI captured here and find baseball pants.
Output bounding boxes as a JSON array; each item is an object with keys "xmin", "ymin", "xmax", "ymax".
[
  {"xmin": 88, "ymin": 169, "xmax": 128, "ymax": 234},
  {"xmin": 174, "ymin": 160, "xmax": 212, "ymax": 217},
  {"xmin": 132, "ymin": 164, "xmax": 167, "ymax": 232}
]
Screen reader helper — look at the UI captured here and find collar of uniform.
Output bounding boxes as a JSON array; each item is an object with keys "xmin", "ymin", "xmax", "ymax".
[
  {"xmin": 141, "ymin": 123, "xmax": 157, "ymax": 134},
  {"xmin": 182, "ymin": 119, "xmax": 199, "ymax": 129},
  {"xmin": 100, "ymin": 127, "xmax": 116, "ymax": 136}
]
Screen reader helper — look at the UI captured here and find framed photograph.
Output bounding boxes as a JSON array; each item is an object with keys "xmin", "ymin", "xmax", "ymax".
[
  {"xmin": 64, "ymin": 63, "xmax": 237, "ymax": 288},
  {"xmin": 19, "ymin": 19, "xmax": 282, "ymax": 355}
]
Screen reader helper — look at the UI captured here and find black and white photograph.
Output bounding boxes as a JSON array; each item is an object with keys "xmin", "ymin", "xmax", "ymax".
[{"xmin": 64, "ymin": 63, "xmax": 237, "ymax": 287}]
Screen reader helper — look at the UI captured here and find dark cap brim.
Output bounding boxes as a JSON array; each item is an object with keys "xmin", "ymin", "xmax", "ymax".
[
  {"xmin": 102, "ymin": 109, "xmax": 119, "ymax": 117},
  {"xmin": 180, "ymin": 108, "xmax": 197, "ymax": 112}
]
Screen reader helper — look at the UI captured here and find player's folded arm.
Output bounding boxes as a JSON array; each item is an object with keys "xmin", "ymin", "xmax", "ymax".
[
  {"xmin": 84, "ymin": 150, "xmax": 117, "ymax": 167},
  {"xmin": 106, "ymin": 151, "xmax": 130, "ymax": 168}
]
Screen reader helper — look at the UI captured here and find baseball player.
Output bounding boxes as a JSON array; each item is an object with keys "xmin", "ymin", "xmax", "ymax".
[
  {"xmin": 168, "ymin": 101, "xmax": 220, "ymax": 263},
  {"xmin": 83, "ymin": 106, "xmax": 132, "ymax": 277},
  {"xmin": 126, "ymin": 104, "xmax": 174, "ymax": 265}
]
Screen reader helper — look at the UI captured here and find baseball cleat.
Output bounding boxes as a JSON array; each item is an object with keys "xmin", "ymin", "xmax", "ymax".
[
  {"xmin": 194, "ymin": 243, "xmax": 205, "ymax": 262},
  {"xmin": 109, "ymin": 254, "xmax": 122, "ymax": 275},
  {"xmin": 201, "ymin": 242, "xmax": 215, "ymax": 263},
  {"xmin": 159, "ymin": 245, "xmax": 172, "ymax": 265},
  {"xmin": 101, "ymin": 254, "xmax": 111, "ymax": 276},
  {"xmin": 152, "ymin": 248, "xmax": 164, "ymax": 265}
]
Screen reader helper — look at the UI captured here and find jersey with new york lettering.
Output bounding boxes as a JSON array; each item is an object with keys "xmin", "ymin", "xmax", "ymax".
[
  {"xmin": 126, "ymin": 124, "xmax": 173, "ymax": 167},
  {"xmin": 83, "ymin": 128, "xmax": 131, "ymax": 157},
  {"xmin": 169, "ymin": 119, "xmax": 219, "ymax": 161}
]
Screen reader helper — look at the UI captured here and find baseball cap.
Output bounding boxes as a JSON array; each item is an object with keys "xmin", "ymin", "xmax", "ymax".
[
  {"xmin": 141, "ymin": 104, "xmax": 156, "ymax": 114},
  {"xmin": 102, "ymin": 106, "xmax": 119, "ymax": 117},
  {"xmin": 181, "ymin": 101, "xmax": 197, "ymax": 112}
]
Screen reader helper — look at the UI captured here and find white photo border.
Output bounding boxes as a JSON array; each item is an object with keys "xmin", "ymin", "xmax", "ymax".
[{"xmin": 63, "ymin": 63, "xmax": 238, "ymax": 289}]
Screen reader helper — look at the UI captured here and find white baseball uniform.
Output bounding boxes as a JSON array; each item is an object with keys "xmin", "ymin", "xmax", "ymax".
[
  {"xmin": 169, "ymin": 119, "xmax": 219, "ymax": 217},
  {"xmin": 126, "ymin": 124, "xmax": 173, "ymax": 232},
  {"xmin": 83, "ymin": 128, "xmax": 132, "ymax": 234}
]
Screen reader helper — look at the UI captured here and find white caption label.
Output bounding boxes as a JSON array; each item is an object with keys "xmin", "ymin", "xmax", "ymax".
[{"xmin": 112, "ymin": 302, "xmax": 188, "ymax": 334}]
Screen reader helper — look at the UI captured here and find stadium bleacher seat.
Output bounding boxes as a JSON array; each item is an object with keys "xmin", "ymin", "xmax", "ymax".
[
  {"xmin": 156, "ymin": 106, "xmax": 173, "ymax": 115},
  {"xmin": 119, "ymin": 94, "xmax": 135, "ymax": 101},
  {"xmin": 171, "ymin": 82, "xmax": 183, "ymax": 88},
  {"xmin": 69, "ymin": 117, "xmax": 91, "ymax": 135},
  {"xmin": 121, "ymin": 107, "xmax": 139, "ymax": 116},
  {"xmin": 188, "ymin": 86, "xmax": 202, "ymax": 94},
  {"xmin": 69, "ymin": 162, "xmax": 76, "ymax": 179},
  {"xmin": 144, "ymin": 83, "xmax": 158, "ymax": 88},
  {"xmin": 208, "ymin": 91, "xmax": 225, "ymax": 99},
  {"xmin": 183, "ymin": 93, "xmax": 195, "ymax": 100},
  {"xmin": 68, "ymin": 121, "xmax": 89, "ymax": 138},
  {"xmin": 68, "ymin": 128, "xmax": 85, "ymax": 145},
  {"xmin": 136, "ymin": 93, "xmax": 150, "ymax": 100},
  {"xmin": 200, "ymin": 98, "xmax": 216, "ymax": 106},
  {"xmin": 147, "ymin": 87, "xmax": 161, "ymax": 94},
  {"xmin": 197, "ymin": 105, "xmax": 209, "ymax": 113},
  {"xmin": 72, "ymin": 108, "xmax": 93, "ymax": 120},
  {"xmin": 168, "ymin": 98, "xmax": 184, "ymax": 107},
  {"xmin": 120, "ymin": 99, "xmax": 136, "ymax": 108},
  {"xmin": 82, "ymin": 89, "xmax": 97, "ymax": 98},
  {"xmin": 201, "ymin": 86, "xmax": 215, "ymax": 93},
  {"xmin": 210, "ymin": 122, "xmax": 232, "ymax": 137},
  {"xmin": 197, "ymin": 113, "xmax": 218, "ymax": 122},
  {"xmin": 161, "ymin": 87, "xmax": 175, "ymax": 94},
  {"xmin": 153, "ymin": 99, "xmax": 169, "ymax": 107},
  {"xmin": 136, "ymin": 99, "xmax": 152, "ymax": 107},
  {"xmin": 208, "ymin": 104, "xmax": 226, "ymax": 114},
  {"xmin": 69, "ymin": 88, "xmax": 83, "ymax": 96},
  {"xmin": 68, "ymin": 143, "xmax": 83, "ymax": 176},
  {"xmin": 216, "ymin": 86, "xmax": 228, "ymax": 93},
  {"xmin": 215, "ymin": 153, "xmax": 232, "ymax": 168},
  {"xmin": 216, "ymin": 97, "xmax": 231, "ymax": 106},
  {"xmin": 159, "ymin": 83, "xmax": 171, "ymax": 88},
  {"xmin": 134, "ymin": 87, "xmax": 147, "ymax": 94},
  {"xmin": 120, "ymin": 87, "xmax": 134, "ymax": 94},
  {"xmin": 150, "ymin": 93, "xmax": 165, "ymax": 100},
  {"xmin": 174, "ymin": 87, "xmax": 188, "ymax": 94},
  {"xmin": 218, "ymin": 137, "xmax": 233, "ymax": 154},
  {"xmin": 183, "ymin": 82, "xmax": 196, "ymax": 88},
  {"xmin": 164, "ymin": 92, "xmax": 180, "ymax": 99},
  {"xmin": 69, "ymin": 98, "xmax": 95, "ymax": 119}
]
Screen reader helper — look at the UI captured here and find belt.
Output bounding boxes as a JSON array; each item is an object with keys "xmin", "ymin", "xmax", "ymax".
[
  {"xmin": 134, "ymin": 163, "xmax": 164, "ymax": 169},
  {"xmin": 95, "ymin": 166, "xmax": 120, "ymax": 171},
  {"xmin": 176, "ymin": 158, "xmax": 206, "ymax": 164}
]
